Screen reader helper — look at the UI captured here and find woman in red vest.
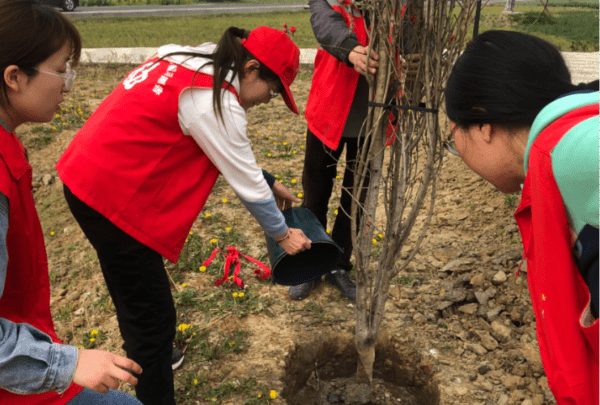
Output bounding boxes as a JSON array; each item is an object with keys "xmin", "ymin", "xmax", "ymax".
[
  {"xmin": 445, "ymin": 30, "xmax": 598, "ymax": 404},
  {"xmin": 57, "ymin": 26, "xmax": 311, "ymax": 405},
  {"xmin": 0, "ymin": 1, "xmax": 144, "ymax": 404}
]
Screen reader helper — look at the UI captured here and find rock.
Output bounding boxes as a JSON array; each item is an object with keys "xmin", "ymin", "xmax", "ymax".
[
  {"xmin": 453, "ymin": 386, "xmax": 468, "ymax": 396},
  {"xmin": 472, "ymin": 330, "xmax": 499, "ymax": 351},
  {"xmin": 492, "ymin": 271, "xmax": 507, "ymax": 285},
  {"xmin": 68, "ymin": 291, "xmax": 81, "ymax": 301},
  {"xmin": 412, "ymin": 313, "xmax": 427, "ymax": 325},
  {"xmin": 502, "ymin": 375, "xmax": 524, "ymax": 390},
  {"xmin": 433, "ymin": 247, "xmax": 462, "ymax": 264},
  {"xmin": 57, "ymin": 268, "xmax": 68, "ymax": 277},
  {"xmin": 458, "ymin": 303, "xmax": 478, "ymax": 315},
  {"xmin": 56, "ymin": 288, "xmax": 68, "ymax": 297},
  {"xmin": 482, "ymin": 207, "xmax": 495, "ymax": 214},
  {"xmin": 439, "ymin": 258, "xmax": 477, "ymax": 273},
  {"xmin": 42, "ymin": 174, "xmax": 54, "ymax": 186},
  {"xmin": 474, "ymin": 291, "xmax": 489, "ymax": 305},
  {"xmin": 532, "ymin": 394, "xmax": 544, "ymax": 405},
  {"xmin": 445, "ymin": 288, "xmax": 467, "ymax": 303},
  {"xmin": 491, "ymin": 320, "xmax": 512, "ymax": 342},
  {"xmin": 478, "ymin": 363, "xmax": 491, "ymax": 375},
  {"xmin": 341, "ymin": 382, "xmax": 371, "ymax": 405},
  {"xmin": 521, "ymin": 342, "xmax": 544, "ymax": 374},
  {"xmin": 466, "ymin": 343, "xmax": 487, "ymax": 356},
  {"xmin": 73, "ymin": 318, "xmax": 84, "ymax": 327},
  {"xmin": 470, "ymin": 273, "xmax": 485, "ymax": 287},
  {"xmin": 486, "ymin": 306, "xmax": 503, "ymax": 322}
]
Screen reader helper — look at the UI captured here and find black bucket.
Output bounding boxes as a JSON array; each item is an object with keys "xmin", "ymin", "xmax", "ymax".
[{"xmin": 266, "ymin": 207, "xmax": 342, "ymax": 286}]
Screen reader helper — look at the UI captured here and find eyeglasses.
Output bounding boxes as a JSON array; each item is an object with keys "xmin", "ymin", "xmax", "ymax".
[
  {"xmin": 444, "ymin": 126, "xmax": 459, "ymax": 156},
  {"xmin": 34, "ymin": 62, "xmax": 77, "ymax": 91},
  {"xmin": 269, "ymin": 87, "xmax": 280, "ymax": 100}
]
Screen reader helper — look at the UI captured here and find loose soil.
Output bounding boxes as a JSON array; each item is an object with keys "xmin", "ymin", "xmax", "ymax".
[{"xmin": 16, "ymin": 60, "xmax": 592, "ymax": 405}]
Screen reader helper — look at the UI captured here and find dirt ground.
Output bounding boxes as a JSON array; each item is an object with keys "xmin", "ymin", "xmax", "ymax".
[{"xmin": 17, "ymin": 61, "xmax": 587, "ymax": 405}]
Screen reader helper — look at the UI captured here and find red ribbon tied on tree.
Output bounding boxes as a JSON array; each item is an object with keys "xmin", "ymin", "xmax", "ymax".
[{"xmin": 203, "ymin": 246, "xmax": 271, "ymax": 289}]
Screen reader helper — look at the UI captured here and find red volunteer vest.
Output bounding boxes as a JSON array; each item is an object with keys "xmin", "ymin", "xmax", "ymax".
[
  {"xmin": 305, "ymin": 0, "xmax": 368, "ymax": 150},
  {"xmin": 0, "ymin": 127, "xmax": 83, "ymax": 404},
  {"xmin": 514, "ymin": 104, "xmax": 599, "ymax": 405},
  {"xmin": 57, "ymin": 59, "xmax": 238, "ymax": 263}
]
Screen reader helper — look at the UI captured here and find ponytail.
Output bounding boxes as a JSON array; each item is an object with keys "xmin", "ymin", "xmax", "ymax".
[{"xmin": 158, "ymin": 27, "xmax": 282, "ymax": 123}]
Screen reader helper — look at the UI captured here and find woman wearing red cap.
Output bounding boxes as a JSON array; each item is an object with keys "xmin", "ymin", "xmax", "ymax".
[{"xmin": 56, "ymin": 26, "xmax": 311, "ymax": 405}]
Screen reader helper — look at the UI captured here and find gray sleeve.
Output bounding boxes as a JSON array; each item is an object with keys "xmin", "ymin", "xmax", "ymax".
[
  {"xmin": 0, "ymin": 192, "xmax": 79, "ymax": 395},
  {"xmin": 309, "ymin": 0, "xmax": 362, "ymax": 66},
  {"xmin": 237, "ymin": 195, "xmax": 288, "ymax": 238}
]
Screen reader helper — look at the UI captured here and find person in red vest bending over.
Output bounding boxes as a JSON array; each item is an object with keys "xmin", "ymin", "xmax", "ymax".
[
  {"xmin": 445, "ymin": 30, "xmax": 598, "ymax": 405},
  {"xmin": 0, "ymin": 1, "xmax": 144, "ymax": 405},
  {"xmin": 56, "ymin": 26, "xmax": 311, "ymax": 405}
]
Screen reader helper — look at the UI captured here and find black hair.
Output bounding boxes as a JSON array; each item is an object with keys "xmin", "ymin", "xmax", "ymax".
[
  {"xmin": 0, "ymin": 0, "xmax": 82, "ymax": 107},
  {"xmin": 160, "ymin": 27, "xmax": 283, "ymax": 123},
  {"xmin": 445, "ymin": 30, "xmax": 599, "ymax": 129}
]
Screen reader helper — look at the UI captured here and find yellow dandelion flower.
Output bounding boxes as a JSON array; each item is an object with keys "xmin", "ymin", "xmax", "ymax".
[
  {"xmin": 210, "ymin": 238, "xmax": 217, "ymax": 244},
  {"xmin": 258, "ymin": 393, "xmax": 262, "ymax": 398},
  {"xmin": 185, "ymin": 238, "xmax": 188, "ymax": 243},
  {"xmin": 303, "ymin": 133, "xmax": 307, "ymax": 136},
  {"xmin": 222, "ymin": 198, "xmax": 227, "ymax": 203},
  {"xmin": 189, "ymin": 231, "xmax": 193, "ymax": 235},
  {"xmin": 78, "ymin": 345, "xmax": 82, "ymax": 349},
  {"xmin": 270, "ymin": 390, "xmax": 277, "ymax": 399},
  {"xmin": 336, "ymin": 175, "xmax": 341, "ymax": 179},
  {"xmin": 199, "ymin": 266, "xmax": 206, "ymax": 272},
  {"xmin": 194, "ymin": 379, "xmax": 198, "ymax": 385},
  {"xmin": 297, "ymin": 193, "xmax": 303, "ymax": 198},
  {"xmin": 293, "ymin": 150, "xmax": 297, "ymax": 154},
  {"xmin": 226, "ymin": 227, "xmax": 231, "ymax": 232},
  {"xmin": 326, "ymin": 229, "xmax": 331, "ymax": 234},
  {"xmin": 268, "ymin": 126, "xmax": 271, "ymax": 129},
  {"xmin": 90, "ymin": 329, "xmax": 99, "ymax": 336},
  {"xmin": 182, "ymin": 283, "xmax": 187, "ymax": 287},
  {"xmin": 55, "ymin": 114, "xmax": 60, "ymax": 118},
  {"xmin": 90, "ymin": 337, "xmax": 95, "ymax": 342},
  {"xmin": 228, "ymin": 341, "xmax": 235, "ymax": 347},
  {"xmin": 256, "ymin": 130, "xmax": 260, "ymax": 133},
  {"xmin": 205, "ymin": 213, "xmax": 211, "ymax": 218},
  {"xmin": 50, "ymin": 231, "xmax": 55, "ymax": 236},
  {"xmin": 105, "ymin": 90, "xmax": 109, "ymax": 94},
  {"xmin": 372, "ymin": 239, "xmax": 377, "ymax": 244},
  {"xmin": 274, "ymin": 174, "xmax": 280, "ymax": 178},
  {"xmin": 239, "ymin": 292, "xmax": 245, "ymax": 298},
  {"xmin": 334, "ymin": 209, "xmax": 338, "ymax": 215},
  {"xmin": 301, "ymin": 145, "xmax": 305, "ymax": 149},
  {"xmin": 62, "ymin": 123, "xmax": 66, "ymax": 126},
  {"xmin": 283, "ymin": 142, "xmax": 288, "ymax": 146},
  {"xmin": 291, "ymin": 179, "xmax": 297, "ymax": 184},
  {"xmin": 52, "ymin": 126, "xmax": 56, "ymax": 130},
  {"xmin": 232, "ymin": 292, "xmax": 238, "ymax": 298},
  {"xmin": 378, "ymin": 233, "xmax": 384, "ymax": 238},
  {"xmin": 273, "ymin": 141, "xmax": 277, "ymax": 145},
  {"xmin": 267, "ymin": 153, "xmax": 272, "ymax": 157}
]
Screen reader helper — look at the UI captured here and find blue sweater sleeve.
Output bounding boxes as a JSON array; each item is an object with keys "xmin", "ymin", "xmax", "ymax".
[{"xmin": 0, "ymin": 192, "xmax": 79, "ymax": 395}]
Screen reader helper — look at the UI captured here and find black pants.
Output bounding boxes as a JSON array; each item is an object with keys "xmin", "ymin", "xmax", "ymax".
[
  {"xmin": 64, "ymin": 185, "xmax": 176, "ymax": 405},
  {"xmin": 301, "ymin": 130, "xmax": 370, "ymax": 272}
]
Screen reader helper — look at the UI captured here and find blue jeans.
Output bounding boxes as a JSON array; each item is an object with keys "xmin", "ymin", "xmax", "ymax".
[{"xmin": 67, "ymin": 388, "xmax": 144, "ymax": 405}]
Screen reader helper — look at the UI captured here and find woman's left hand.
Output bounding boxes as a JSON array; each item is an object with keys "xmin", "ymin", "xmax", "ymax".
[{"xmin": 272, "ymin": 181, "xmax": 302, "ymax": 210}]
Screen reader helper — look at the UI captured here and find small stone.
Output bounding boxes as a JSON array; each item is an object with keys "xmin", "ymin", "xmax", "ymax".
[
  {"xmin": 412, "ymin": 313, "xmax": 427, "ymax": 325},
  {"xmin": 42, "ymin": 174, "xmax": 54, "ymax": 186},
  {"xmin": 57, "ymin": 268, "xmax": 68, "ymax": 277},
  {"xmin": 466, "ymin": 343, "xmax": 487, "ymax": 356},
  {"xmin": 474, "ymin": 291, "xmax": 489, "ymax": 305},
  {"xmin": 68, "ymin": 291, "xmax": 81, "ymax": 301},
  {"xmin": 458, "ymin": 303, "xmax": 478, "ymax": 315},
  {"xmin": 482, "ymin": 207, "xmax": 495, "ymax": 214},
  {"xmin": 486, "ymin": 306, "xmax": 503, "ymax": 322},
  {"xmin": 532, "ymin": 394, "xmax": 544, "ymax": 405},
  {"xmin": 477, "ymin": 364, "xmax": 491, "ymax": 375},
  {"xmin": 491, "ymin": 320, "xmax": 512, "ymax": 342},
  {"xmin": 492, "ymin": 271, "xmax": 507, "ymax": 285},
  {"xmin": 502, "ymin": 375, "xmax": 523, "ymax": 390},
  {"xmin": 73, "ymin": 318, "xmax": 84, "ymax": 327},
  {"xmin": 470, "ymin": 273, "xmax": 485, "ymax": 287},
  {"xmin": 497, "ymin": 394, "xmax": 509, "ymax": 405},
  {"xmin": 57, "ymin": 288, "xmax": 68, "ymax": 297},
  {"xmin": 453, "ymin": 386, "xmax": 468, "ymax": 396}
]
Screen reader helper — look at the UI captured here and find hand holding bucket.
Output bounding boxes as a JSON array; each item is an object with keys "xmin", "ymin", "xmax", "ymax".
[
  {"xmin": 266, "ymin": 207, "xmax": 342, "ymax": 286},
  {"xmin": 275, "ymin": 228, "xmax": 312, "ymax": 255}
]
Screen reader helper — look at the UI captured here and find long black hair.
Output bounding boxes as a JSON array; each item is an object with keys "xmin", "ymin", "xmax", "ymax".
[
  {"xmin": 160, "ymin": 27, "xmax": 283, "ymax": 122},
  {"xmin": 445, "ymin": 30, "xmax": 598, "ymax": 129}
]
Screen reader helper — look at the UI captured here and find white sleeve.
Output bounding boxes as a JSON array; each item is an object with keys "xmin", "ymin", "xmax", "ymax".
[{"xmin": 177, "ymin": 88, "xmax": 287, "ymax": 237}]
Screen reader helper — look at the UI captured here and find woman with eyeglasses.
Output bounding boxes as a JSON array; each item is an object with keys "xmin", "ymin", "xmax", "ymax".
[
  {"xmin": 56, "ymin": 26, "xmax": 311, "ymax": 405},
  {"xmin": 0, "ymin": 1, "xmax": 146, "ymax": 405},
  {"xmin": 445, "ymin": 30, "xmax": 598, "ymax": 405}
]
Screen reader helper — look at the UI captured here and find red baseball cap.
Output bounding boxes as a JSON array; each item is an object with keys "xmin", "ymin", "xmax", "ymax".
[{"xmin": 241, "ymin": 26, "xmax": 300, "ymax": 115}]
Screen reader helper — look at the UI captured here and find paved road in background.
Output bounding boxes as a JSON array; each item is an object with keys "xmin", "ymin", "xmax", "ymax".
[{"xmin": 65, "ymin": 3, "xmax": 308, "ymax": 18}]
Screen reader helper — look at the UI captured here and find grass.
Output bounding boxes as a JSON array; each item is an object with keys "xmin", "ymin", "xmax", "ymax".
[
  {"xmin": 71, "ymin": 4, "xmax": 598, "ymax": 52},
  {"xmin": 72, "ymin": 10, "xmax": 314, "ymax": 48}
]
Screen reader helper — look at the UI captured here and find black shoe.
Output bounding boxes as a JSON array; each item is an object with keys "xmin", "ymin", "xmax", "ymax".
[
  {"xmin": 325, "ymin": 269, "xmax": 356, "ymax": 300},
  {"xmin": 172, "ymin": 348, "xmax": 184, "ymax": 370},
  {"xmin": 288, "ymin": 280, "xmax": 315, "ymax": 300}
]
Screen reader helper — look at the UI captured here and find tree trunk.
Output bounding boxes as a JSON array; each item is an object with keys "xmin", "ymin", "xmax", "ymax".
[{"xmin": 503, "ymin": 0, "xmax": 516, "ymax": 13}]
